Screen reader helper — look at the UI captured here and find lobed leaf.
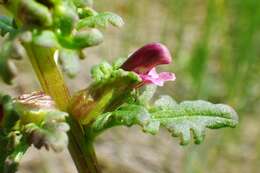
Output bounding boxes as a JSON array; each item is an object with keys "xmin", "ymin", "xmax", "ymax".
[
  {"xmin": 77, "ymin": 12, "xmax": 124, "ymax": 29},
  {"xmin": 89, "ymin": 95, "xmax": 238, "ymax": 145},
  {"xmin": 90, "ymin": 104, "xmax": 151, "ymax": 136},
  {"xmin": 151, "ymin": 98, "xmax": 238, "ymax": 145}
]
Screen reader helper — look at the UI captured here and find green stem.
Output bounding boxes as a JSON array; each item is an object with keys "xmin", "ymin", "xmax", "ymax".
[{"xmin": 24, "ymin": 43, "xmax": 100, "ymax": 173}]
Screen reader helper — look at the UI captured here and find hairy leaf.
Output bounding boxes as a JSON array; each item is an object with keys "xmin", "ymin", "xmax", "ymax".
[
  {"xmin": 90, "ymin": 104, "xmax": 151, "ymax": 136},
  {"xmin": 151, "ymin": 98, "xmax": 238, "ymax": 145},
  {"xmin": 90, "ymin": 96, "xmax": 238, "ymax": 145},
  {"xmin": 58, "ymin": 49, "xmax": 80, "ymax": 78},
  {"xmin": 24, "ymin": 121, "xmax": 69, "ymax": 152},
  {"xmin": 57, "ymin": 29, "xmax": 103, "ymax": 49},
  {"xmin": 33, "ymin": 30, "xmax": 58, "ymax": 48},
  {"xmin": 77, "ymin": 12, "xmax": 124, "ymax": 29},
  {"xmin": 91, "ymin": 61, "xmax": 140, "ymax": 85}
]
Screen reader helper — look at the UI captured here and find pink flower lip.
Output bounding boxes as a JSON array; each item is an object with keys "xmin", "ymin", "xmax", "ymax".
[
  {"xmin": 121, "ymin": 42, "xmax": 172, "ymax": 75},
  {"xmin": 139, "ymin": 68, "xmax": 176, "ymax": 87},
  {"xmin": 121, "ymin": 43, "xmax": 175, "ymax": 87}
]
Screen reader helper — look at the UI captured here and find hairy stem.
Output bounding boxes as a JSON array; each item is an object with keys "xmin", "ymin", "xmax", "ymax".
[{"xmin": 24, "ymin": 43, "xmax": 100, "ymax": 173}]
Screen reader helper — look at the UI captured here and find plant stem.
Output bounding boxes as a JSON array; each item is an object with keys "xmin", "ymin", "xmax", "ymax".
[{"xmin": 24, "ymin": 43, "xmax": 100, "ymax": 173}]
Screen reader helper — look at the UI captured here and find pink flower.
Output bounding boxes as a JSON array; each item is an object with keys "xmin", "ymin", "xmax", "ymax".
[{"xmin": 121, "ymin": 43, "xmax": 176, "ymax": 87}]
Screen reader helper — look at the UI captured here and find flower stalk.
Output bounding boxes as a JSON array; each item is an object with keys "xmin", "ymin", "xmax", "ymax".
[{"xmin": 24, "ymin": 42, "xmax": 100, "ymax": 173}]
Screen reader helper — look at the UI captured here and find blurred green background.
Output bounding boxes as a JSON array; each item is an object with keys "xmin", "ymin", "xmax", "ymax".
[{"xmin": 1, "ymin": 0, "xmax": 260, "ymax": 173}]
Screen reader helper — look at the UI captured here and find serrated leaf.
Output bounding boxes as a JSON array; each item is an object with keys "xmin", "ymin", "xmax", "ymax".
[
  {"xmin": 90, "ymin": 104, "xmax": 151, "ymax": 136},
  {"xmin": 77, "ymin": 12, "xmax": 124, "ymax": 29},
  {"xmin": 58, "ymin": 49, "xmax": 80, "ymax": 78},
  {"xmin": 89, "ymin": 97, "xmax": 238, "ymax": 145},
  {"xmin": 152, "ymin": 100, "xmax": 238, "ymax": 145}
]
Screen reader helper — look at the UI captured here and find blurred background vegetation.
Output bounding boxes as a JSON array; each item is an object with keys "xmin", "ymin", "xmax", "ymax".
[{"xmin": 1, "ymin": 0, "xmax": 260, "ymax": 173}]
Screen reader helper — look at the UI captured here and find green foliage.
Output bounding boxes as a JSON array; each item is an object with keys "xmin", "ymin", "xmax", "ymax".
[
  {"xmin": 73, "ymin": 0, "xmax": 93, "ymax": 7},
  {"xmin": 23, "ymin": 113, "xmax": 69, "ymax": 152},
  {"xmin": 0, "ymin": 0, "xmax": 123, "ymax": 83},
  {"xmin": 89, "ymin": 87, "xmax": 238, "ymax": 145},
  {"xmin": 0, "ymin": 16, "xmax": 16, "ymax": 36},
  {"xmin": 32, "ymin": 30, "xmax": 58, "ymax": 48},
  {"xmin": 0, "ymin": 41, "xmax": 17, "ymax": 84},
  {"xmin": 151, "ymin": 98, "xmax": 238, "ymax": 145},
  {"xmin": 0, "ymin": 93, "xmax": 70, "ymax": 172},
  {"xmin": 0, "ymin": 130, "xmax": 28, "ymax": 173},
  {"xmin": 0, "ymin": 38, "xmax": 26, "ymax": 84},
  {"xmin": 91, "ymin": 60, "xmax": 140, "ymax": 85},
  {"xmin": 77, "ymin": 12, "xmax": 124, "ymax": 29},
  {"xmin": 58, "ymin": 49, "xmax": 80, "ymax": 78},
  {"xmin": 0, "ymin": 95, "xmax": 26, "ymax": 173},
  {"xmin": 0, "ymin": 94, "xmax": 20, "ymax": 131},
  {"xmin": 18, "ymin": 0, "xmax": 53, "ymax": 27},
  {"xmin": 69, "ymin": 61, "xmax": 140, "ymax": 124}
]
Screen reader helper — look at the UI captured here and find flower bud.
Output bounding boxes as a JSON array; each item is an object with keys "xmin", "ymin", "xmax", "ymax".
[
  {"xmin": 121, "ymin": 43, "xmax": 175, "ymax": 87},
  {"xmin": 121, "ymin": 43, "xmax": 172, "ymax": 74}
]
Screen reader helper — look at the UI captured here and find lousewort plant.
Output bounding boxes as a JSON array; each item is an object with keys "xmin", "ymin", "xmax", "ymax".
[{"xmin": 0, "ymin": 1, "xmax": 238, "ymax": 173}]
